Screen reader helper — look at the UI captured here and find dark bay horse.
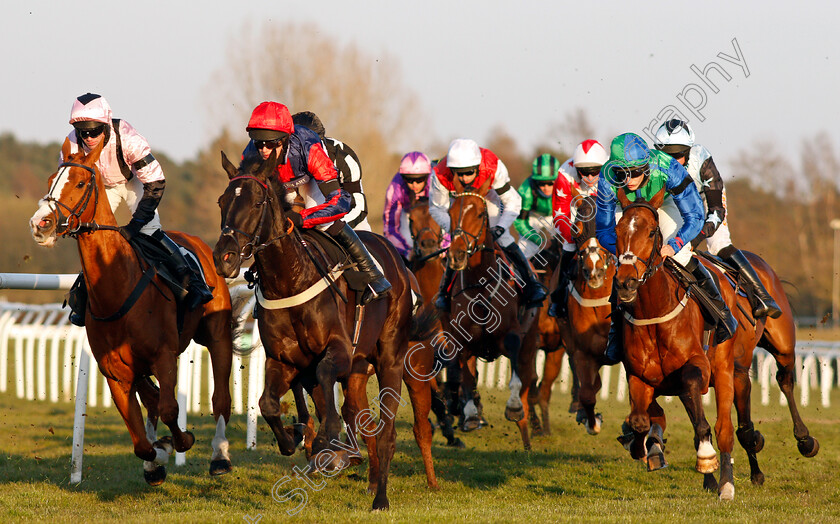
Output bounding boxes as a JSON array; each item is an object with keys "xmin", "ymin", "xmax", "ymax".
[
  {"xmin": 441, "ymin": 176, "xmax": 539, "ymax": 450},
  {"xmin": 29, "ymin": 139, "xmax": 234, "ymax": 485},
  {"xmin": 213, "ymin": 151, "xmax": 431, "ymax": 510}
]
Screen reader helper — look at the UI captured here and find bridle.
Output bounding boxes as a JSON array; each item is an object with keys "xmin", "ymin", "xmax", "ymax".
[
  {"xmin": 44, "ymin": 162, "xmax": 107, "ymax": 237},
  {"xmin": 449, "ymin": 191, "xmax": 489, "ymax": 260},
  {"xmin": 408, "ymin": 200, "xmax": 443, "ymax": 260},
  {"xmin": 578, "ymin": 240, "xmax": 615, "ymax": 279},
  {"xmin": 219, "ymin": 175, "xmax": 291, "ymax": 260},
  {"xmin": 616, "ymin": 200, "xmax": 664, "ymax": 286}
]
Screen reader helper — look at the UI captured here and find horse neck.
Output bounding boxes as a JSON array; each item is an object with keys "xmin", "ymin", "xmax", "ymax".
[
  {"xmin": 253, "ymin": 231, "xmax": 322, "ymax": 297},
  {"xmin": 631, "ymin": 265, "xmax": 681, "ymax": 317}
]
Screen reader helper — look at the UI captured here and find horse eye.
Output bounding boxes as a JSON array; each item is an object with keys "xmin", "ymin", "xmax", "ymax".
[
  {"xmin": 76, "ymin": 181, "xmax": 85, "ymax": 188},
  {"xmin": 649, "ymin": 229, "xmax": 656, "ymax": 238}
]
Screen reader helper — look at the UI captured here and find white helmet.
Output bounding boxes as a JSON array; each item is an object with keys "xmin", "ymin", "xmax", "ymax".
[
  {"xmin": 653, "ymin": 119, "xmax": 695, "ymax": 154},
  {"xmin": 447, "ymin": 138, "xmax": 482, "ymax": 169},
  {"xmin": 571, "ymin": 139, "xmax": 609, "ymax": 168}
]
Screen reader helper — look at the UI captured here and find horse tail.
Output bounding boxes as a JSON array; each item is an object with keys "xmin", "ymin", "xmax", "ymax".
[
  {"xmin": 410, "ymin": 306, "xmax": 440, "ymax": 342},
  {"xmin": 230, "ymin": 289, "xmax": 257, "ymax": 357}
]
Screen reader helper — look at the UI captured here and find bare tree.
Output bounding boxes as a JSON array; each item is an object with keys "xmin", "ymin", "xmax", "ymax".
[{"xmin": 205, "ymin": 21, "xmax": 428, "ymax": 227}]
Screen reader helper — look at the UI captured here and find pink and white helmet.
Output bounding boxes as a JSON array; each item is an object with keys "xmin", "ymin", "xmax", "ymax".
[
  {"xmin": 69, "ymin": 93, "xmax": 112, "ymax": 128},
  {"xmin": 399, "ymin": 151, "xmax": 431, "ymax": 177},
  {"xmin": 571, "ymin": 139, "xmax": 609, "ymax": 168}
]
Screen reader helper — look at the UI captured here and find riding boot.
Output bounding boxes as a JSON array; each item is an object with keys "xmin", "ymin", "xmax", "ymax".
[
  {"xmin": 435, "ymin": 266, "xmax": 455, "ymax": 312},
  {"xmin": 687, "ymin": 258, "xmax": 738, "ymax": 344},
  {"xmin": 603, "ymin": 290, "xmax": 623, "ymax": 365},
  {"xmin": 66, "ymin": 272, "xmax": 87, "ymax": 327},
  {"xmin": 333, "ymin": 224, "xmax": 391, "ymax": 305},
  {"xmin": 548, "ymin": 249, "xmax": 576, "ymax": 318},
  {"xmin": 502, "ymin": 242, "xmax": 548, "ymax": 307},
  {"xmin": 722, "ymin": 248, "xmax": 782, "ymax": 319},
  {"xmin": 155, "ymin": 231, "xmax": 213, "ymax": 310}
]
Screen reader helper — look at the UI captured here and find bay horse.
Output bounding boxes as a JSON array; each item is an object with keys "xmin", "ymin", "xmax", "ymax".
[
  {"xmin": 563, "ymin": 193, "xmax": 616, "ymax": 436},
  {"xmin": 407, "ymin": 196, "xmax": 463, "ymax": 448},
  {"xmin": 29, "ymin": 139, "xmax": 234, "ymax": 485},
  {"xmin": 213, "ymin": 151, "xmax": 433, "ymax": 510},
  {"xmin": 441, "ymin": 175, "xmax": 539, "ymax": 450}
]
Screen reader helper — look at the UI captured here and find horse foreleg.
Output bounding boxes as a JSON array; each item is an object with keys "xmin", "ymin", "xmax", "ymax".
[
  {"xmin": 459, "ymin": 353, "xmax": 481, "ymax": 432},
  {"xmin": 677, "ymin": 357, "xmax": 717, "ymax": 477},
  {"xmin": 733, "ymin": 361, "xmax": 765, "ymax": 485},
  {"xmin": 153, "ymin": 352, "xmax": 195, "ymax": 454},
  {"xmin": 572, "ymin": 349, "xmax": 603, "ymax": 436},
  {"xmin": 311, "ymin": 346, "xmax": 350, "ymax": 455},
  {"xmin": 535, "ymin": 349, "xmax": 563, "ymax": 435},
  {"xmin": 340, "ymin": 362, "xmax": 378, "ymax": 494},
  {"xmin": 205, "ymin": 338, "xmax": 233, "ymax": 476},
  {"xmin": 626, "ymin": 375, "xmax": 653, "ymax": 462},
  {"xmin": 136, "ymin": 376, "xmax": 160, "ymax": 441},
  {"xmin": 513, "ymin": 331, "xmax": 538, "ymax": 451},
  {"xmin": 259, "ymin": 359, "xmax": 298, "ymax": 455},
  {"xmin": 403, "ymin": 342, "xmax": 439, "ymax": 489},
  {"xmin": 371, "ymin": 360, "xmax": 405, "ymax": 511},
  {"xmin": 503, "ymin": 333, "xmax": 525, "ymax": 423}
]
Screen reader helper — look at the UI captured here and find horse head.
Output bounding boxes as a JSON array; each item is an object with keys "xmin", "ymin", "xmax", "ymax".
[
  {"xmin": 30, "ymin": 138, "xmax": 107, "ymax": 247},
  {"xmin": 213, "ymin": 149, "xmax": 288, "ymax": 278},
  {"xmin": 408, "ymin": 196, "xmax": 442, "ymax": 260},
  {"xmin": 613, "ymin": 187, "xmax": 666, "ymax": 304},
  {"xmin": 577, "ymin": 237, "xmax": 615, "ymax": 291},
  {"xmin": 447, "ymin": 175, "xmax": 492, "ymax": 270}
]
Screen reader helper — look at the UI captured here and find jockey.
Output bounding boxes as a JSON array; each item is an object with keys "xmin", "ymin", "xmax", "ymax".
[
  {"xmin": 291, "ymin": 111, "xmax": 371, "ymax": 231},
  {"xmin": 242, "ymin": 101, "xmax": 390, "ymax": 305},
  {"xmin": 514, "ymin": 153, "xmax": 561, "ymax": 260},
  {"xmin": 62, "ymin": 93, "xmax": 212, "ymax": 326},
  {"xmin": 596, "ymin": 133, "xmax": 738, "ymax": 362},
  {"xmin": 429, "ymin": 138, "xmax": 548, "ymax": 311},
  {"xmin": 546, "ymin": 139, "xmax": 609, "ymax": 318},
  {"xmin": 654, "ymin": 119, "xmax": 781, "ymax": 319},
  {"xmin": 383, "ymin": 151, "xmax": 449, "ymax": 263}
]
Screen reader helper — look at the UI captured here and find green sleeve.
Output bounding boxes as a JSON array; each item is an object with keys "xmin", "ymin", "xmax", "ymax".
[{"xmin": 514, "ymin": 181, "xmax": 541, "ymax": 245}]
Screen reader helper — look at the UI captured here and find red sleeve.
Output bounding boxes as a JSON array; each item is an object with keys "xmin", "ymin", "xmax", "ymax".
[
  {"xmin": 434, "ymin": 160, "xmax": 455, "ymax": 191},
  {"xmin": 307, "ymin": 143, "xmax": 338, "ymax": 182},
  {"xmin": 552, "ymin": 175, "xmax": 574, "ymax": 244}
]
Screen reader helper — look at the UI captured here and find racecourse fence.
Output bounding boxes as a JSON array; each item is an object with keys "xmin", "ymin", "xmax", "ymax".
[{"xmin": 1, "ymin": 272, "xmax": 839, "ymax": 482}]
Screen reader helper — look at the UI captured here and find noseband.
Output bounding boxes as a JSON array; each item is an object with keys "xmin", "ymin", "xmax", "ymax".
[
  {"xmin": 220, "ymin": 175, "xmax": 290, "ymax": 260},
  {"xmin": 450, "ymin": 192, "xmax": 489, "ymax": 259},
  {"xmin": 617, "ymin": 200, "xmax": 664, "ymax": 285}
]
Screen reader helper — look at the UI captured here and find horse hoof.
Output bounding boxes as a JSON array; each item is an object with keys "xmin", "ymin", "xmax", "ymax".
[
  {"xmin": 209, "ymin": 459, "xmax": 232, "ymax": 476},
  {"xmin": 696, "ymin": 455, "xmax": 720, "ymax": 474},
  {"xmin": 461, "ymin": 416, "xmax": 481, "ymax": 432},
  {"xmin": 372, "ymin": 494, "xmax": 390, "ymax": 511},
  {"xmin": 751, "ymin": 472, "xmax": 765, "ymax": 486},
  {"xmin": 309, "ymin": 449, "xmax": 354, "ymax": 474},
  {"xmin": 446, "ymin": 438, "xmax": 465, "ymax": 449},
  {"xmin": 504, "ymin": 405, "xmax": 525, "ymax": 422},
  {"xmin": 174, "ymin": 431, "xmax": 195, "ymax": 453},
  {"xmin": 646, "ymin": 445, "xmax": 667, "ymax": 471},
  {"xmin": 719, "ymin": 482, "xmax": 735, "ymax": 501},
  {"xmin": 587, "ymin": 413, "xmax": 603, "ymax": 436},
  {"xmin": 703, "ymin": 473, "xmax": 718, "ymax": 492},
  {"xmin": 797, "ymin": 436, "xmax": 819, "ymax": 458},
  {"xmin": 144, "ymin": 465, "xmax": 167, "ymax": 486}
]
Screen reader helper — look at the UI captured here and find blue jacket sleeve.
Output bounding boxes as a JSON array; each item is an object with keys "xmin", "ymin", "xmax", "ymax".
[
  {"xmin": 595, "ymin": 176, "xmax": 618, "ymax": 255},
  {"xmin": 664, "ymin": 158, "xmax": 704, "ymax": 251}
]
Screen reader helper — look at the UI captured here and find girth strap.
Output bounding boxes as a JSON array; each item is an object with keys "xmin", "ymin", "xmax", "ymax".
[
  {"xmin": 256, "ymin": 265, "xmax": 347, "ymax": 309},
  {"xmin": 90, "ymin": 265, "xmax": 157, "ymax": 322}
]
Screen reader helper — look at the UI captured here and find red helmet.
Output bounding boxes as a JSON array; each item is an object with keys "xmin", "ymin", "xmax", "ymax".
[{"xmin": 247, "ymin": 102, "xmax": 294, "ymax": 140}]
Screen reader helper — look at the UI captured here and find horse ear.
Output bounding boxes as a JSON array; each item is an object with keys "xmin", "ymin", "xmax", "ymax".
[
  {"xmin": 61, "ymin": 138, "xmax": 72, "ymax": 162},
  {"xmin": 570, "ymin": 184, "xmax": 580, "ymax": 200},
  {"xmin": 258, "ymin": 149, "xmax": 278, "ymax": 180},
  {"xmin": 408, "ymin": 188, "xmax": 417, "ymax": 206},
  {"xmin": 477, "ymin": 174, "xmax": 492, "ymax": 196},
  {"xmin": 86, "ymin": 135, "xmax": 105, "ymax": 165},
  {"xmin": 221, "ymin": 151, "xmax": 238, "ymax": 179},
  {"xmin": 616, "ymin": 187, "xmax": 632, "ymax": 208},
  {"xmin": 649, "ymin": 186, "xmax": 666, "ymax": 209},
  {"xmin": 452, "ymin": 171, "xmax": 464, "ymax": 193}
]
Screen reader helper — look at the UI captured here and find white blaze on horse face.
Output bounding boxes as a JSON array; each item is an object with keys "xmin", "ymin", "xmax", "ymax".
[
  {"xmin": 507, "ymin": 371, "xmax": 523, "ymax": 410},
  {"xmin": 627, "ymin": 215, "xmax": 637, "ymax": 236},
  {"xmin": 587, "ymin": 238, "xmax": 600, "ymax": 265},
  {"xmin": 30, "ymin": 165, "xmax": 73, "ymax": 244}
]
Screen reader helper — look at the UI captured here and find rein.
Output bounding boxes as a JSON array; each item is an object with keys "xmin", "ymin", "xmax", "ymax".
[
  {"xmin": 617, "ymin": 200, "xmax": 665, "ymax": 286},
  {"xmin": 46, "ymin": 162, "xmax": 121, "ymax": 237},
  {"xmin": 220, "ymin": 175, "xmax": 291, "ymax": 259},
  {"xmin": 449, "ymin": 191, "xmax": 490, "ymax": 259}
]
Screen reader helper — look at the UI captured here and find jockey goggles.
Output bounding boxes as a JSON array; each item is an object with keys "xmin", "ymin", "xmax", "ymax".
[
  {"xmin": 452, "ymin": 166, "xmax": 478, "ymax": 177},
  {"xmin": 576, "ymin": 166, "xmax": 601, "ymax": 178},
  {"xmin": 254, "ymin": 138, "xmax": 284, "ymax": 150},
  {"xmin": 77, "ymin": 125, "xmax": 106, "ymax": 139},
  {"xmin": 611, "ymin": 164, "xmax": 650, "ymax": 184}
]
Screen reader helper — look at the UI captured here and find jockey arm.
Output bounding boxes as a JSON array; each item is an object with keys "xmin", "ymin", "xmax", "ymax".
[
  {"xmin": 692, "ymin": 154, "xmax": 726, "ymax": 245},
  {"xmin": 325, "ymin": 138, "xmax": 368, "ymax": 229},
  {"xmin": 595, "ymin": 176, "xmax": 619, "ymax": 255},
  {"xmin": 428, "ymin": 171, "xmax": 452, "ymax": 232},
  {"xmin": 514, "ymin": 181, "xmax": 541, "ymax": 246},
  {"xmin": 383, "ymin": 174, "xmax": 412, "ymax": 257},
  {"xmin": 298, "ymin": 143, "xmax": 351, "ymax": 227},
  {"xmin": 551, "ymin": 172, "xmax": 577, "ymax": 251},
  {"xmin": 490, "ymin": 158, "xmax": 520, "ymax": 232},
  {"xmin": 117, "ymin": 120, "xmax": 165, "ymax": 233},
  {"xmin": 664, "ymin": 158, "xmax": 705, "ymax": 252}
]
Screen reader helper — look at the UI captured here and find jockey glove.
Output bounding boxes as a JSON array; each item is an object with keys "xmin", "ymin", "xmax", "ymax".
[
  {"xmin": 287, "ymin": 210, "xmax": 304, "ymax": 229},
  {"xmin": 491, "ymin": 226, "xmax": 505, "ymax": 240},
  {"xmin": 123, "ymin": 218, "xmax": 143, "ymax": 237}
]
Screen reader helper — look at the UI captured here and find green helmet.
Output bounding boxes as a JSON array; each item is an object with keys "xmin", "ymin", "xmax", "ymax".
[{"xmin": 531, "ymin": 154, "xmax": 561, "ymax": 182}]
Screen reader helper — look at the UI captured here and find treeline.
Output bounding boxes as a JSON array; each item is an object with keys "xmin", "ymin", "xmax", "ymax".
[{"xmin": 2, "ymin": 131, "xmax": 837, "ymax": 320}]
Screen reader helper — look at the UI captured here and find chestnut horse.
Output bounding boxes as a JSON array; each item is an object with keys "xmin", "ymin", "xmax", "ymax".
[
  {"xmin": 29, "ymin": 139, "xmax": 234, "ymax": 485},
  {"xmin": 615, "ymin": 188, "xmax": 818, "ymax": 498},
  {"xmin": 213, "ymin": 151, "xmax": 432, "ymax": 510},
  {"xmin": 442, "ymin": 176, "xmax": 539, "ymax": 450}
]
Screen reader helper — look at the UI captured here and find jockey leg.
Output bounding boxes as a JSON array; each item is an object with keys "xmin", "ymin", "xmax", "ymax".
[
  {"xmin": 66, "ymin": 272, "xmax": 87, "ymax": 327},
  {"xmin": 548, "ymin": 249, "xmax": 576, "ymax": 318},
  {"xmin": 501, "ymin": 242, "xmax": 548, "ymax": 307},
  {"xmin": 686, "ymin": 257, "xmax": 738, "ymax": 343},
  {"xmin": 434, "ymin": 266, "xmax": 455, "ymax": 312},
  {"xmin": 719, "ymin": 245, "xmax": 781, "ymax": 319},
  {"xmin": 333, "ymin": 223, "xmax": 391, "ymax": 305},
  {"xmin": 154, "ymin": 231, "xmax": 213, "ymax": 310}
]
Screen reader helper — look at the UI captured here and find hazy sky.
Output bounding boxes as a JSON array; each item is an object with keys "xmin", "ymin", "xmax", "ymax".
[{"xmin": 1, "ymin": 1, "xmax": 837, "ymax": 176}]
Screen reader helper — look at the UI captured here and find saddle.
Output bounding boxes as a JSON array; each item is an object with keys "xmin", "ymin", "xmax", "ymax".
[
  {"xmin": 663, "ymin": 257, "xmax": 723, "ymax": 336},
  {"xmin": 298, "ymin": 229, "xmax": 370, "ymax": 293}
]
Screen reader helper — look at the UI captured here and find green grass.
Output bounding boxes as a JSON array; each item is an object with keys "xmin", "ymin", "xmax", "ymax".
[{"xmin": 0, "ymin": 383, "xmax": 838, "ymax": 523}]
